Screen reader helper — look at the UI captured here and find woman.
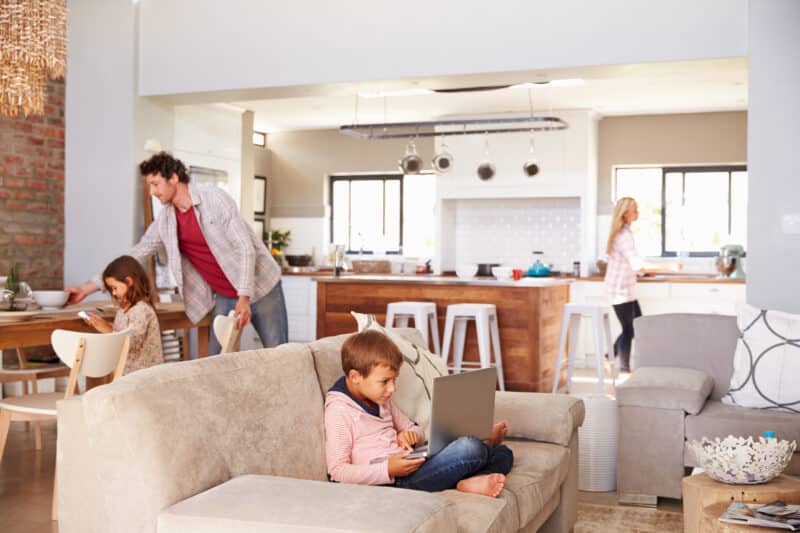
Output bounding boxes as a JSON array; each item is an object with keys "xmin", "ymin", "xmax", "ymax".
[{"xmin": 604, "ymin": 197, "xmax": 677, "ymax": 372}]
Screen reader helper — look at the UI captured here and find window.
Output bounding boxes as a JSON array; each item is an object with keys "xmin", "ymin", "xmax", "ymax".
[
  {"xmin": 329, "ymin": 174, "xmax": 436, "ymax": 256},
  {"xmin": 330, "ymin": 174, "xmax": 403, "ymax": 254},
  {"xmin": 614, "ymin": 165, "xmax": 747, "ymax": 256},
  {"xmin": 252, "ymin": 131, "xmax": 266, "ymax": 147}
]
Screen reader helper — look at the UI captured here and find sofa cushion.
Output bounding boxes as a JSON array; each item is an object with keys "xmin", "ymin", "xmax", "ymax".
[
  {"xmin": 722, "ymin": 304, "xmax": 800, "ymax": 413},
  {"xmin": 158, "ymin": 474, "xmax": 456, "ymax": 533},
  {"xmin": 351, "ymin": 312, "xmax": 450, "ymax": 433},
  {"xmin": 495, "ymin": 391, "xmax": 585, "ymax": 446},
  {"xmin": 685, "ymin": 400, "xmax": 800, "ymax": 445},
  {"xmin": 616, "ymin": 366, "xmax": 713, "ymax": 415},
  {"xmin": 439, "ymin": 490, "xmax": 520, "ymax": 533},
  {"xmin": 501, "ymin": 440, "xmax": 570, "ymax": 528}
]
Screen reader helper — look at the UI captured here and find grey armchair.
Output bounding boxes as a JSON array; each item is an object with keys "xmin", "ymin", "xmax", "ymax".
[{"xmin": 615, "ymin": 313, "xmax": 800, "ymax": 505}]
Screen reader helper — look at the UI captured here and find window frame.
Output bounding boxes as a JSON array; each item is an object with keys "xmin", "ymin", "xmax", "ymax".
[
  {"xmin": 328, "ymin": 173, "xmax": 404, "ymax": 255},
  {"xmin": 614, "ymin": 164, "xmax": 747, "ymax": 258}
]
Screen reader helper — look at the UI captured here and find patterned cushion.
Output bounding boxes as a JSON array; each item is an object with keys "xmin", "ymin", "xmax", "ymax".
[
  {"xmin": 722, "ymin": 303, "xmax": 800, "ymax": 413},
  {"xmin": 351, "ymin": 312, "xmax": 449, "ymax": 433}
]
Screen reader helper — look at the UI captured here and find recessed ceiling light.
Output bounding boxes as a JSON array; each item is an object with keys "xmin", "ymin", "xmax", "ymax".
[
  {"xmin": 510, "ymin": 78, "xmax": 585, "ymax": 89},
  {"xmin": 358, "ymin": 88, "xmax": 435, "ymax": 98}
]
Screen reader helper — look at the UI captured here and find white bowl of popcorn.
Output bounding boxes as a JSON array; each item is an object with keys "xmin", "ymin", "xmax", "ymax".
[{"xmin": 688, "ymin": 435, "xmax": 796, "ymax": 484}]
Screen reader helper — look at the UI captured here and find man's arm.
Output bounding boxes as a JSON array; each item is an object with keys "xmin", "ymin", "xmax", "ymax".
[{"xmin": 65, "ymin": 221, "xmax": 165, "ymax": 304}]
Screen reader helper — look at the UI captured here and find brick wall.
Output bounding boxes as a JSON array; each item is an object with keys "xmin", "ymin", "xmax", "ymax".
[{"xmin": 0, "ymin": 78, "xmax": 65, "ymax": 290}]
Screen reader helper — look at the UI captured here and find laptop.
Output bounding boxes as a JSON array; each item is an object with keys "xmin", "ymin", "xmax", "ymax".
[{"xmin": 405, "ymin": 368, "xmax": 497, "ymax": 459}]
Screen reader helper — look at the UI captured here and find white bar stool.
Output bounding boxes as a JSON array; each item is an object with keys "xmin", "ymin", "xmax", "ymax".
[
  {"xmin": 385, "ymin": 301, "xmax": 441, "ymax": 355},
  {"xmin": 551, "ymin": 303, "xmax": 616, "ymax": 394},
  {"xmin": 441, "ymin": 303, "xmax": 505, "ymax": 391}
]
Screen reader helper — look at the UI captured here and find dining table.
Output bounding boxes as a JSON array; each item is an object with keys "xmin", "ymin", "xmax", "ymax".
[{"xmin": 0, "ymin": 300, "xmax": 210, "ymax": 368}]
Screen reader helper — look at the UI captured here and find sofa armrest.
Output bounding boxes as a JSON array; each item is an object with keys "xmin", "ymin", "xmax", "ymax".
[
  {"xmin": 494, "ymin": 391, "xmax": 585, "ymax": 446},
  {"xmin": 616, "ymin": 366, "xmax": 713, "ymax": 415}
]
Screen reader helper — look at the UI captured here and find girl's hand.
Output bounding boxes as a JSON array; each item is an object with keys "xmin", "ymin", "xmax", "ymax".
[
  {"xmin": 388, "ymin": 450, "xmax": 425, "ymax": 477},
  {"xmin": 397, "ymin": 430, "xmax": 418, "ymax": 450},
  {"xmin": 83, "ymin": 312, "xmax": 113, "ymax": 333}
]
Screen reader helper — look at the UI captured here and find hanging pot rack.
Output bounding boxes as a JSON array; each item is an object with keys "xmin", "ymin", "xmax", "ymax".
[{"xmin": 339, "ymin": 115, "xmax": 567, "ymax": 140}]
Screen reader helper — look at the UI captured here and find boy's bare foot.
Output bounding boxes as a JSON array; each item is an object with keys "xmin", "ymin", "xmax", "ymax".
[
  {"xmin": 486, "ymin": 421, "xmax": 508, "ymax": 447},
  {"xmin": 456, "ymin": 473, "xmax": 506, "ymax": 498}
]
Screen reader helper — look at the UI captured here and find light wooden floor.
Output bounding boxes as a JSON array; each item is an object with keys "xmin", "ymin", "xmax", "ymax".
[{"xmin": 0, "ymin": 369, "xmax": 678, "ymax": 533}]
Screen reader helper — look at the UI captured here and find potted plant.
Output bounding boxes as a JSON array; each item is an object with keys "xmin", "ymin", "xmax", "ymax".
[{"xmin": 268, "ymin": 229, "xmax": 291, "ymax": 267}]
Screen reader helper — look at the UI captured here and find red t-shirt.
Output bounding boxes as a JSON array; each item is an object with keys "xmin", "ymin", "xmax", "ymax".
[{"xmin": 175, "ymin": 206, "xmax": 237, "ymax": 298}]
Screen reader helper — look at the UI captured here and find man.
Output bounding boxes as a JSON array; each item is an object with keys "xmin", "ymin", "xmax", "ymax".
[{"xmin": 67, "ymin": 152, "xmax": 288, "ymax": 354}]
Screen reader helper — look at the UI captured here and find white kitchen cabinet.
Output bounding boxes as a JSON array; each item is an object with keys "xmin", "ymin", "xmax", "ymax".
[
  {"xmin": 569, "ymin": 281, "xmax": 745, "ymax": 366},
  {"xmin": 281, "ymin": 276, "xmax": 317, "ymax": 342}
]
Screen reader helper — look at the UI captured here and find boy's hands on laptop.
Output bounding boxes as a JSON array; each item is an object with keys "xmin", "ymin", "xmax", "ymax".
[
  {"xmin": 396, "ymin": 430, "xmax": 419, "ymax": 450},
  {"xmin": 388, "ymin": 450, "xmax": 425, "ymax": 477}
]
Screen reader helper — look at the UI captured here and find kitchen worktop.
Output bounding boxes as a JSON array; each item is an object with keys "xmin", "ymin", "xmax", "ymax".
[{"xmin": 313, "ymin": 274, "xmax": 570, "ymax": 287}]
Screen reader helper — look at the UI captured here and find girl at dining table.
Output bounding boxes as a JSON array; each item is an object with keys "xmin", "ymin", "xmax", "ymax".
[{"xmin": 81, "ymin": 255, "xmax": 164, "ymax": 374}]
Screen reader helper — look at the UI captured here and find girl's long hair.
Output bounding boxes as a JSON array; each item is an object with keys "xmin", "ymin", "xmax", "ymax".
[
  {"xmin": 102, "ymin": 255, "xmax": 156, "ymax": 308},
  {"xmin": 606, "ymin": 197, "xmax": 637, "ymax": 255}
]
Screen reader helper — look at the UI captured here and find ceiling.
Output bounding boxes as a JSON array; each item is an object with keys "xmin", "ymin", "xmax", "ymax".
[{"xmin": 226, "ymin": 58, "xmax": 747, "ymax": 133}]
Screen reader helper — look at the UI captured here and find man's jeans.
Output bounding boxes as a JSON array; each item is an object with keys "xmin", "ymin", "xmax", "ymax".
[
  {"xmin": 209, "ymin": 280, "xmax": 289, "ymax": 355},
  {"xmin": 394, "ymin": 436, "xmax": 513, "ymax": 492}
]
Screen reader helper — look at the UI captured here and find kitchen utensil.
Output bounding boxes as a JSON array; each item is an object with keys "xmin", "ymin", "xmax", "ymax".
[
  {"xmin": 476, "ymin": 263, "xmax": 500, "ymax": 277},
  {"xmin": 285, "ymin": 254, "xmax": 313, "ymax": 267},
  {"xmin": 717, "ymin": 244, "xmax": 746, "ymax": 279},
  {"xmin": 32, "ymin": 290, "xmax": 69, "ymax": 310},
  {"xmin": 456, "ymin": 264, "xmax": 478, "ymax": 279},
  {"xmin": 399, "ymin": 140, "xmax": 422, "ymax": 174},
  {"xmin": 477, "ymin": 132, "xmax": 495, "ymax": 181},
  {"xmin": 432, "ymin": 142, "xmax": 454, "ymax": 173}
]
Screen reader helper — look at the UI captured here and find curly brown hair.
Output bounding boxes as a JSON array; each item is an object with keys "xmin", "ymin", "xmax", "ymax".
[
  {"xmin": 341, "ymin": 330, "xmax": 404, "ymax": 377},
  {"xmin": 102, "ymin": 255, "xmax": 155, "ymax": 308},
  {"xmin": 139, "ymin": 151, "xmax": 191, "ymax": 183}
]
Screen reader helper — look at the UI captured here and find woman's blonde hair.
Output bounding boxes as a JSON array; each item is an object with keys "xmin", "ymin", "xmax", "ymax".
[{"xmin": 606, "ymin": 197, "xmax": 637, "ymax": 255}]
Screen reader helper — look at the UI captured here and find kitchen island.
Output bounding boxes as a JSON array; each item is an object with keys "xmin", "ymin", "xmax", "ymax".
[{"xmin": 315, "ymin": 275, "xmax": 570, "ymax": 392}]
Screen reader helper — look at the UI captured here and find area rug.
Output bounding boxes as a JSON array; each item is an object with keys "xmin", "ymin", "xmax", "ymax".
[{"xmin": 575, "ymin": 502, "xmax": 683, "ymax": 532}]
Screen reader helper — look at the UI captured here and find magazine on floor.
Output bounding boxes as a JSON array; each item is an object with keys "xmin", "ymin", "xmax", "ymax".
[{"xmin": 719, "ymin": 501, "xmax": 800, "ymax": 531}]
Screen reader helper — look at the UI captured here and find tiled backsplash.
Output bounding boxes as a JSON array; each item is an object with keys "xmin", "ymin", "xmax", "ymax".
[{"xmin": 449, "ymin": 198, "xmax": 582, "ymax": 272}]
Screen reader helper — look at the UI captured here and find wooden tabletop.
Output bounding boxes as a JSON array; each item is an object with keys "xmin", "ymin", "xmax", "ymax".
[{"xmin": 0, "ymin": 301, "xmax": 210, "ymax": 355}]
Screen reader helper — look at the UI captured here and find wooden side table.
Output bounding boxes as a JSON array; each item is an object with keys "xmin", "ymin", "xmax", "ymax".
[{"xmin": 683, "ymin": 474, "xmax": 800, "ymax": 533}]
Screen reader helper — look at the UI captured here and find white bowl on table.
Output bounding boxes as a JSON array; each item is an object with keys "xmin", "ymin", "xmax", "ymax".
[
  {"xmin": 688, "ymin": 435, "xmax": 796, "ymax": 484},
  {"xmin": 491, "ymin": 266, "xmax": 513, "ymax": 279},
  {"xmin": 32, "ymin": 290, "xmax": 69, "ymax": 310},
  {"xmin": 455, "ymin": 264, "xmax": 478, "ymax": 279}
]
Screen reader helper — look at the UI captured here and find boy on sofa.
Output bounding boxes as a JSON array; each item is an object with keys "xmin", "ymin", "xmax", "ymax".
[{"xmin": 324, "ymin": 329, "xmax": 513, "ymax": 497}]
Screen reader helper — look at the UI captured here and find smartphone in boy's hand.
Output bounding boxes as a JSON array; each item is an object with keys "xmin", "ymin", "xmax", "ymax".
[{"xmin": 388, "ymin": 450, "xmax": 425, "ymax": 477}]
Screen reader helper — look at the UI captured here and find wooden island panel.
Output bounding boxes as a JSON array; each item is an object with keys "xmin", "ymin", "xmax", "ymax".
[{"xmin": 316, "ymin": 278, "xmax": 570, "ymax": 392}]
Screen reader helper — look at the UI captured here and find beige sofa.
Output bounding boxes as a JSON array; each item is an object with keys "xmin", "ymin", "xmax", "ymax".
[
  {"xmin": 616, "ymin": 313, "xmax": 800, "ymax": 504},
  {"xmin": 57, "ymin": 329, "xmax": 585, "ymax": 533}
]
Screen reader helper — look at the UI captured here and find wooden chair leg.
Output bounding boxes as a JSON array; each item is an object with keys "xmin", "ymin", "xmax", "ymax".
[
  {"xmin": 0, "ymin": 409, "xmax": 11, "ymax": 461},
  {"xmin": 51, "ymin": 462, "xmax": 58, "ymax": 521},
  {"xmin": 31, "ymin": 379, "xmax": 42, "ymax": 450}
]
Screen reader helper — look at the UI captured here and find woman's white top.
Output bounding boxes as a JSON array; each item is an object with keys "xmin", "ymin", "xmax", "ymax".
[{"xmin": 604, "ymin": 225, "xmax": 644, "ymax": 305}]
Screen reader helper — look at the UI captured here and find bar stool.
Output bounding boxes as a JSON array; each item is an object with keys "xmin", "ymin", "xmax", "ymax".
[
  {"xmin": 441, "ymin": 303, "xmax": 505, "ymax": 391},
  {"xmin": 385, "ymin": 301, "xmax": 441, "ymax": 355},
  {"xmin": 551, "ymin": 303, "xmax": 616, "ymax": 394}
]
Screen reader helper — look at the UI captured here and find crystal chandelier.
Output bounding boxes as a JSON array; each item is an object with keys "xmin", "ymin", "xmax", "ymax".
[{"xmin": 0, "ymin": 0, "xmax": 67, "ymax": 118}]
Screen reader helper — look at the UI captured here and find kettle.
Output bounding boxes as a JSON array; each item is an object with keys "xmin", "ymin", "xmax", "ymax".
[{"xmin": 527, "ymin": 252, "xmax": 552, "ymax": 277}]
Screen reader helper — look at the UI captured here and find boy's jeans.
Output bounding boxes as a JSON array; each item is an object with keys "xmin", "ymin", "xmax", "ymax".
[
  {"xmin": 394, "ymin": 436, "xmax": 513, "ymax": 492},
  {"xmin": 209, "ymin": 280, "xmax": 289, "ymax": 355}
]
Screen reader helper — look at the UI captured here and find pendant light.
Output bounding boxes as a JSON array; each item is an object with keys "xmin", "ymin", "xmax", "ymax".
[
  {"xmin": 432, "ymin": 140, "xmax": 454, "ymax": 173},
  {"xmin": 477, "ymin": 132, "xmax": 495, "ymax": 181},
  {"xmin": 523, "ymin": 130, "xmax": 540, "ymax": 177}
]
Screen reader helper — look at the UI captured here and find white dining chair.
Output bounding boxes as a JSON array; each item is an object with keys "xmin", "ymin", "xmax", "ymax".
[
  {"xmin": 0, "ymin": 328, "xmax": 131, "ymax": 521},
  {"xmin": 213, "ymin": 310, "xmax": 242, "ymax": 354}
]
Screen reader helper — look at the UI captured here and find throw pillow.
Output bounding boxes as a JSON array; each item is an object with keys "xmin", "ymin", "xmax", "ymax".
[
  {"xmin": 351, "ymin": 311, "xmax": 449, "ymax": 432},
  {"xmin": 722, "ymin": 303, "xmax": 800, "ymax": 413}
]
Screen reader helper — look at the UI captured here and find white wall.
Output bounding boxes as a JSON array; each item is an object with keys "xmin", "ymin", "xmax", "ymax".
[
  {"xmin": 172, "ymin": 104, "xmax": 244, "ymax": 206},
  {"xmin": 65, "ymin": 0, "xmax": 137, "ymax": 285},
  {"xmin": 746, "ymin": 0, "xmax": 800, "ymax": 313},
  {"xmin": 137, "ymin": 0, "xmax": 747, "ymax": 97}
]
